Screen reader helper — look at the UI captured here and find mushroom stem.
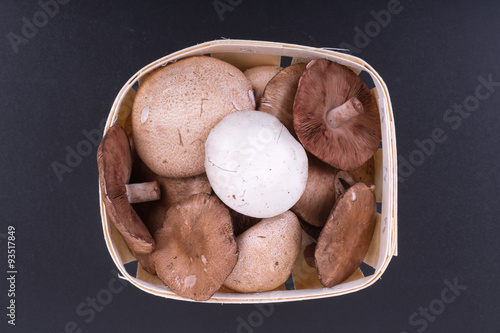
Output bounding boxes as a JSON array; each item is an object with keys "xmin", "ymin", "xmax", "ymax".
[
  {"xmin": 125, "ymin": 181, "xmax": 160, "ymax": 204},
  {"xmin": 326, "ymin": 97, "xmax": 364, "ymax": 129},
  {"xmin": 334, "ymin": 171, "xmax": 356, "ymax": 199}
]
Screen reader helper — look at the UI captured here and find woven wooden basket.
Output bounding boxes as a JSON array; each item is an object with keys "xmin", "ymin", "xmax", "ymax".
[{"xmin": 99, "ymin": 39, "xmax": 398, "ymax": 303}]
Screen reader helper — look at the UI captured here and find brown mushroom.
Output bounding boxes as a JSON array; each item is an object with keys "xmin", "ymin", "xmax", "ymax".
[
  {"xmin": 97, "ymin": 124, "xmax": 159, "ymax": 254},
  {"xmin": 293, "ymin": 59, "xmax": 381, "ymax": 171},
  {"xmin": 298, "ymin": 218, "xmax": 323, "ymax": 242},
  {"xmin": 223, "ymin": 211, "xmax": 301, "ymax": 293},
  {"xmin": 244, "ymin": 65, "xmax": 282, "ymax": 103},
  {"xmin": 228, "ymin": 209, "xmax": 261, "ymax": 237},
  {"xmin": 132, "ymin": 55, "xmax": 255, "ymax": 178},
  {"xmin": 258, "ymin": 62, "xmax": 307, "ymax": 137},
  {"xmin": 292, "ymin": 153, "xmax": 338, "ymax": 227},
  {"xmin": 152, "ymin": 193, "xmax": 238, "ymax": 301},
  {"xmin": 130, "ymin": 161, "xmax": 212, "ymax": 275},
  {"xmin": 131, "ymin": 160, "xmax": 212, "ymax": 234},
  {"xmin": 315, "ymin": 182, "xmax": 377, "ymax": 287}
]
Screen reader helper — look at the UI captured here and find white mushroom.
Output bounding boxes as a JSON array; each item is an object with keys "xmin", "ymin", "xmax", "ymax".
[{"xmin": 205, "ymin": 111, "xmax": 308, "ymax": 218}]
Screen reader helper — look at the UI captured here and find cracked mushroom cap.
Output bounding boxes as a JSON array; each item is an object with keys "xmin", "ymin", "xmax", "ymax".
[
  {"xmin": 258, "ymin": 62, "xmax": 307, "ymax": 137},
  {"xmin": 97, "ymin": 124, "xmax": 156, "ymax": 254},
  {"xmin": 132, "ymin": 56, "xmax": 255, "ymax": 178},
  {"xmin": 152, "ymin": 193, "xmax": 238, "ymax": 301},
  {"xmin": 315, "ymin": 182, "xmax": 377, "ymax": 287},
  {"xmin": 244, "ymin": 65, "xmax": 282, "ymax": 103},
  {"xmin": 293, "ymin": 59, "xmax": 381, "ymax": 171}
]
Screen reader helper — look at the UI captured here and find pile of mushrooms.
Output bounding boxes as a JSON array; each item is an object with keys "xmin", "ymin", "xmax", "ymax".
[{"xmin": 97, "ymin": 55, "xmax": 381, "ymax": 301}]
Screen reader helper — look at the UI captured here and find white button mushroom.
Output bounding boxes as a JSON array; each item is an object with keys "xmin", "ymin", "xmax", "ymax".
[{"xmin": 205, "ymin": 110, "xmax": 308, "ymax": 218}]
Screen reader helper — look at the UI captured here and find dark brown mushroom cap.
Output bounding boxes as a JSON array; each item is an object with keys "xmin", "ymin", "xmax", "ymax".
[
  {"xmin": 152, "ymin": 193, "xmax": 238, "ymax": 301},
  {"xmin": 258, "ymin": 63, "xmax": 307, "ymax": 137},
  {"xmin": 228, "ymin": 209, "xmax": 261, "ymax": 237},
  {"xmin": 298, "ymin": 218, "xmax": 323, "ymax": 242},
  {"xmin": 97, "ymin": 124, "xmax": 155, "ymax": 254},
  {"xmin": 293, "ymin": 59, "xmax": 381, "ymax": 171},
  {"xmin": 292, "ymin": 153, "xmax": 338, "ymax": 227},
  {"xmin": 315, "ymin": 182, "xmax": 377, "ymax": 287}
]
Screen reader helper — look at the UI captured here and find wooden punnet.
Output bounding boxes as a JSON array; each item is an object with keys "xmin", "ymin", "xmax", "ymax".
[{"xmin": 99, "ymin": 39, "xmax": 398, "ymax": 303}]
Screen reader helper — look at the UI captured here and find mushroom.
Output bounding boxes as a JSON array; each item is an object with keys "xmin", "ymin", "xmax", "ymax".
[
  {"xmin": 130, "ymin": 161, "xmax": 212, "ymax": 275},
  {"xmin": 293, "ymin": 59, "xmax": 381, "ymax": 171},
  {"xmin": 349, "ymin": 155, "xmax": 375, "ymax": 185},
  {"xmin": 132, "ymin": 55, "xmax": 255, "ymax": 178},
  {"xmin": 131, "ymin": 160, "xmax": 212, "ymax": 234},
  {"xmin": 228, "ymin": 209, "xmax": 261, "ymax": 237},
  {"xmin": 298, "ymin": 218, "xmax": 323, "ymax": 242},
  {"xmin": 97, "ymin": 124, "xmax": 160, "ymax": 254},
  {"xmin": 151, "ymin": 193, "xmax": 238, "ymax": 301},
  {"xmin": 244, "ymin": 65, "xmax": 282, "ymax": 103},
  {"xmin": 205, "ymin": 110, "xmax": 308, "ymax": 218},
  {"xmin": 292, "ymin": 153, "xmax": 338, "ymax": 227},
  {"xmin": 315, "ymin": 182, "xmax": 377, "ymax": 287},
  {"xmin": 258, "ymin": 62, "xmax": 307, "ymax": 137},
  {"xmin": 223, "ymin": 211, "xmax": 302, "ymax": 293}
]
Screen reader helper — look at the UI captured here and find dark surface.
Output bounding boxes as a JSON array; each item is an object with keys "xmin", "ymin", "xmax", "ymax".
[{"xmin": 1, "ymin": 1, "xmax": 499, "ymax": 332}]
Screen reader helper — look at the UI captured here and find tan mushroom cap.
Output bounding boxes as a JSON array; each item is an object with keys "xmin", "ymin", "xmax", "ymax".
[
  {"xmin": 97, "ymin": 124, "xmax": 156, "ymax": 254},
  {"xmin": 132, "ymin": 56, "xmax": 255, "ymax": 178},
  {"xmin": 315, "ymin": 182, "xmax": 377, "ymax": 288},
  {"xmin": 223, "ymin": 211, "xmax": 301, "ymax": 293},
  {"xmin": 244, "ymin": 65, "xmax": 282, "ymax": 103},
  {"xmin": 152, "ymin": 193, "xmax": 238, "ymax": 301},
  {"xmin": 294, "ymin": 59, "xmax": 381, "ymax": 171},
  {"xmin": 258, "ymin": 63, "xmax": 307, "ymax": 137}
]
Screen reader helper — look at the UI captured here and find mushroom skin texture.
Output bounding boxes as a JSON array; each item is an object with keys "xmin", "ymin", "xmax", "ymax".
[
  {"xmin": 223, "ymin": 211, "xmax": 302, "ymax": 293},
  {"xmin": 205, "ymin": 110, "xmax": 308, "ymax": 219},
  {"xmin": 97, "ymin": 124, "xmax": 156, "ymax": 254},
  {"xmin": 292, "ymin": 153, "xmax": 338, "ymax": 227},
  {"xmin": 131, "ymin": 160, "xmax": 212, "ymax": 235},
  {"xmin": 132, "ymin": 55, "xmax": 255, "ymax": 178},
  {"xmin": 228, "ymin": 209, "xmax": 261, "ymax": 237},
  {"xmin": 258, "ymin": 63, "xmax": 307, "ymax": 137},
  {"xmin": 293, "ymin": 59, "xmax": 381, "ymax": 171},
  {"xmin": 315, "ymin": 183, "xmax": 377, "ymax": 288},
  {"xmin": 130, "ymin": 162, "xmax": 212, "ymax": 275},
  {"xmin": 152, "ymin": 193, "xmax": 238, "ymax": 301},
  {"xmin": 349, "ymin": 155, "xmax": 375, "ymax": 185},
  {"xmin": 244, "ymin": 65, "xmax": 282, "ymax": 104}
]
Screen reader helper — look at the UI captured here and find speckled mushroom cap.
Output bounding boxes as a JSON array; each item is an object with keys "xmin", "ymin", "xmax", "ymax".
[
  {"xmin": 152, "ymin": 193, "xmax": 238, "ymax": 301},
  {"xmin": 223, "ymin": 211, "xmax": 302, "ymax": 293},
  {"xmin": 244, "ymin": 65, "xmax": 282, "ymax": 103},
  {"xmin": 132, "ymin": 56, "xmax": 255, "ymax": 178}
]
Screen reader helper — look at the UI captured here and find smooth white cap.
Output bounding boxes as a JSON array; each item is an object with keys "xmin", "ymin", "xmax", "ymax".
[{"xmin": 205, "ymin": 111, "xmax": 308, "ymax": 218}]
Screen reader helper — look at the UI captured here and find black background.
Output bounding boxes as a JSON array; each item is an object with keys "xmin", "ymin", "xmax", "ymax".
[{"xmin": 1, "ymin": 1, "xmax": 499, "ymax": 332}]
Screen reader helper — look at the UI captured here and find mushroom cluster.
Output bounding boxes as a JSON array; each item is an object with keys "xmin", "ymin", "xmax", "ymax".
[{"xmin": 98, "ymin": 55, "xmax": 381, "ymax": 301}]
